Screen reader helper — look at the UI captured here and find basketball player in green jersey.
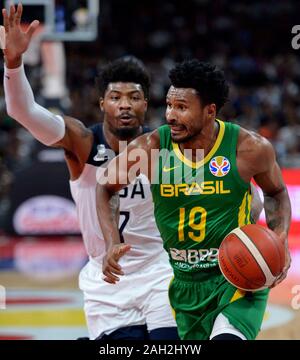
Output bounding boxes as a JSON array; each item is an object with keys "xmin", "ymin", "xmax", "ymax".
[{"xmin": 96, "ymin": 60, "xmax": 291, "ymax": 340}]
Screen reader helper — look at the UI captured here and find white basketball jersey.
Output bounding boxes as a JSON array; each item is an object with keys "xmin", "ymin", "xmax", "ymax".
[{"xmin": 69, "ymin": 125, "xmax": 169, "ymax": 273}]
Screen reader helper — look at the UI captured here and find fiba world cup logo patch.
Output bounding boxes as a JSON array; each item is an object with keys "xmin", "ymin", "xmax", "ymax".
[{"xmin": 209, "ymin": 156, "xmax": 231, "ymax": 177}]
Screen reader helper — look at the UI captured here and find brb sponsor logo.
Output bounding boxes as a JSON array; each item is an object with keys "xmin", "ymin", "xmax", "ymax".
[
  {"xmin": 170, "ymin": 247, "xmax": 219, "ymax": 269},
  {"xmin": 292, "ymin": 25, "xmax": 300, "ymax": 50}
]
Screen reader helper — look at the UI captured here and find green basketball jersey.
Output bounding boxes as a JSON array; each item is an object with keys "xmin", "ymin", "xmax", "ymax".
[{"xmin": 151, "ymin": 119, "xmax": 252, "ymax": 274}]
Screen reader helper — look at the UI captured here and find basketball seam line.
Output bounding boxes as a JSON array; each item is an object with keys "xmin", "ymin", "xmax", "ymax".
[
  {"xmin": 243, "ymin": 227, "xmax": 277, "ymax": 278},
  {"xmin": 222, "ymin": 236, "xmax": 266, "ymax": 288},
  {"xmin": 231, "ymin": 228, "xmax": 276, "ymax": 287},
  {"xmin": 238, "ymin": 228, "xmax": 273, "ymax": 278}
]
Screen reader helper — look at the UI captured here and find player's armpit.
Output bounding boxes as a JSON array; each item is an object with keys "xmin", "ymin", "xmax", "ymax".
[{"xmin": 54, "ymin": 115, "xmax": 93, "ymax": 163}]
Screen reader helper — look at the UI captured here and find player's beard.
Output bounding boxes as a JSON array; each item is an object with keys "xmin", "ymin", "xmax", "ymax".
[
  {"xmin": 171, "ymin": 124, "xmax": 204, "ymax": 144},
  {"xmin": 113, "ymin": 125, "xmax": 141, "ymax": 140},
  {"xmin": 171, "ymin": 132, "xmax": 194, "ymax": 144}
]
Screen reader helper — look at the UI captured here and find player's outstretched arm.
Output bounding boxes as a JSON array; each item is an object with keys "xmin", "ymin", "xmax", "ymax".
[
  {"xmin": 2, "ymin": 3, "xmax": 92, "ymax": 164},
  {"xmin": 96, "ymin": 130, "xmax": 159, "ymax": 284}
]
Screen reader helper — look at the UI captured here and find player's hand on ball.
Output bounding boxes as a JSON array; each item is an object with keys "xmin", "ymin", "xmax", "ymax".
[
  {"xmin": 271, "ymin": 232, "xmax": 291, "ymax": 288},
  {"xmin": 1, "ymin": 3, "xmax": 39, "ymax": 59},
  {"xmin": 102, "ymin": 244, "xmax": 131, "ymax": 284}
]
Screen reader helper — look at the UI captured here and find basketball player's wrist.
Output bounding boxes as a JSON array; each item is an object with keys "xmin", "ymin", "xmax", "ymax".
[
  {"xmin": 106, "ymin": 241, "xmax": 120, "ymax": 252},
  {"xmin": 4, "ymin": 55, "xmax": 22, "ymax": 69},
  {"xmin": 272, "ymin": 229, "xmax": 288, "ymax": 244},
  {"xmin": 4, "ymin": 61, "xmax": 24, "ymax": 74}
]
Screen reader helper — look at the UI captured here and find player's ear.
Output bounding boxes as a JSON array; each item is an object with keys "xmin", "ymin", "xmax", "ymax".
[
  {"xmin": 99, "ymin": 98, "xmax": 104, "ymax": 111},
  {"xmin": 144, "ymin": 99, "xmax": 148, "ymax": 111},
  {"xmin": 206, "ymin": 103, "xmax": 216, "ymax": 118}
]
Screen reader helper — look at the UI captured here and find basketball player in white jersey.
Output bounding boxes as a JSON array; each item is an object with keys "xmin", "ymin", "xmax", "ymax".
[{"xmin": 2, "ymin": 3, "xmax": 178, "ymax": 340}]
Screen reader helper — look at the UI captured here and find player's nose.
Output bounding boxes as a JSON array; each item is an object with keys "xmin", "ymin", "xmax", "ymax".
[
  {"xmin": 166, "ymin": 107, "xmax": 178, "ymax": 124},
  {"xmin": 119, "ymin": 97, "xmax": 132, "ymax": 110}
]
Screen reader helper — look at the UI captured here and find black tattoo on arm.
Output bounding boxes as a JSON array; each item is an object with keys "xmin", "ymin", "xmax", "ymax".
[
  {"xmin": 109, "ymin": 192, "xmax": 120, "ymax": 224},
  {"xmin": 264, "ymin": 187, "xmax": 291, "ymax": 236}
]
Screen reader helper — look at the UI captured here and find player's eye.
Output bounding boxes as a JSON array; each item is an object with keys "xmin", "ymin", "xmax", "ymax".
[{"xmin": 178, "ymin": 105, "xmax": 186, "ymax": 111}]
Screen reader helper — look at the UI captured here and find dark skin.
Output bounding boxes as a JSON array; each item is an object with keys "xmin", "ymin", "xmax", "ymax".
[
  {"xmin": 4, "ymin": 4, "xmax": 286, "ymax": 287},
  {"xmin": 2, "ymin": 4, "xmax": 147, "ymax": 181},
  {"xmin": 166, "ymin": 86, "xmax": 218, "ymax": 157},
  {"xmin": 96, "ymin": 85, "xmax": 291, "ymax": 286}
]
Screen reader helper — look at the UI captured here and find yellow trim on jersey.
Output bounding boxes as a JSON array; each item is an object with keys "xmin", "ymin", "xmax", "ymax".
[
  {"xmin": 168, "ymin": 276, "xmax": 177, "ymax": 320},
  {"xmin": 171, "ymin": 119, "xmax": 225, "ymax": 169},
  {"xmin": 247, "ymin": 193, "xmax": 252, "ymax": 224},
  {"xmin": 230, "ymin": 289, "xmax": 246, "ymax": 303},
  {"xmin": 238, "ymin": 190, "xmax": 252, "ymax": 227}
]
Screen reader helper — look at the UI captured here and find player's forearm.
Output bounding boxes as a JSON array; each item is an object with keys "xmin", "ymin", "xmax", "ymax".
[
  {"xmin": 4, "ymin": 63, "xmax": 65, "ymax": 145},
  {"xmin": 250, "ymin": 184, "xmax": 263, "ymax": 223},
  {"xmin": 264, "ymin": 187, "xmax": 291, "ymax": 239},
  {"xmin": 96, "ymin": 183, "xmax": 121, "ymax": 250}
]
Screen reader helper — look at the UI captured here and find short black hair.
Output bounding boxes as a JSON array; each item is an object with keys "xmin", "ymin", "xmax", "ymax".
[
  {"xmin": 169, "ymin": 59, "xmax": 229, "ymax": 113},
  {"xmin": 96, "ymin": 56, "xmax": 150, "ymax": 99}
]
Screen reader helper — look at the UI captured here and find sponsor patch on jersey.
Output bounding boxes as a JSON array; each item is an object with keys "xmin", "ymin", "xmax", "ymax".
[{"xmin": 209, "ymin": 156, "xmax": 231, "ymax": 177}]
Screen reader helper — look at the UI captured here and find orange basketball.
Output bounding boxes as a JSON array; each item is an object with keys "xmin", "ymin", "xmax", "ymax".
[{"xmin": 218, "ymin": 224, "xmax": 285, "ymax": 291}]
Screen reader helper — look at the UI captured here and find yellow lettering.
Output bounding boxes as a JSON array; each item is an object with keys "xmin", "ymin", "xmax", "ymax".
[
  {"xmin": 201, "ymin": 181, "xmax": 215, "ymax": 194},
  {"xmin": 220, "ymin": 181, "xmax": 231, "ymax": 194},
  {"xmin": 215, "ymin": 181, "xmax": 219, "ymax": 194},
  {"xmin": 176, "ymin": 184, "xmax": 189, "ymax": 196},
  {"xmin": 160, "ymin": 184, "xmax": 174, "ymax": 197},
  {"xmin": 186, "ymin": 182, "xmax": 202, "ymax": 195},
  {"xmin": 160, "ymin": 181, "xmax": 231, "ymax": 197},
  {"xmin": 178, "ymin": 208, "xmax": 185, "ymax": 241},
  {"xmin": 188, "ymin": 207, "xmax": 207, "ymax": 243}
]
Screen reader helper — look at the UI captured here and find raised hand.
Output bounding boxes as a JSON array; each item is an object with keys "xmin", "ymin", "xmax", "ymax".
[{"xmin": 2, "ymin": 3, "xmax": 39, "ymax": 67}]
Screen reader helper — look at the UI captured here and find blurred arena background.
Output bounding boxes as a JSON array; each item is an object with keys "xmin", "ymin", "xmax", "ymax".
[{"xmin": 0, "ymin": 0, "xmax": 299, "ymax": 339}]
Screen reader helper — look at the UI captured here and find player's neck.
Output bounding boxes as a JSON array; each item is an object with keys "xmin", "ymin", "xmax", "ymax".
[
  {"xmin": 103, "ymin": 121, "xmax": 143, "ymax": 153},
  {"xmin": 178, "ymin": 120, "xmax": 219, "ymax": 162}
]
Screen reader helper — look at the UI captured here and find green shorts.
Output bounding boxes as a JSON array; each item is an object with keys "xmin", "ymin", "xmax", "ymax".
[{"xmin": 169, "ymin": 269, "xmax": 269, "ymax": 340}]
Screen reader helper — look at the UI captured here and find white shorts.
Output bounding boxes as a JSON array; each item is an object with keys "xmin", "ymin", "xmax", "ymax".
[
  {"xmin": 79, "ymin": 253, "xmax": 176, "ymax": 339},
  {"xmin": 209, "ymin": 313, "xmax": 246, "ymax": 340}
]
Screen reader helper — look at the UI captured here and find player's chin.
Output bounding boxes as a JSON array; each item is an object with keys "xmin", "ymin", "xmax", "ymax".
[
  {"xmin": 170, "ymin": 132, "xmax": 189, "ymax": 143},
  {"xmin": 170, "ymin": 126, "xmax": 190, "ymax": 142},
  {"xmin": 114, "ymin": 124, "xmax": 141, "ymax": 140}
]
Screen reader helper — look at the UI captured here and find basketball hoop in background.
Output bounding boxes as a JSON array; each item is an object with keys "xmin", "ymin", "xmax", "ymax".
[
  {"xmin": 4, "ymin": 1, "xmax": 100, "ymax": 111},
  {"xmin": 18, "ymin": 20, "xmax": 68, "ymax": 111},
  {"xmin": 4, "ymin": 0, "xmax": 100, "ymax": 42}
]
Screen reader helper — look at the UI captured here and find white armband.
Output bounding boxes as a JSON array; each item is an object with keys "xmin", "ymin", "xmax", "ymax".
[{"xmin": 4, "ymin": 63, "xmax": 65, "ymax": 146}]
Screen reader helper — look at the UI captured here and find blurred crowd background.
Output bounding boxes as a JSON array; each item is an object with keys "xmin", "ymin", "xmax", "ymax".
[{"xmin": 0, "ymin": 0, "xmax": 300, "ymax": 231}]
